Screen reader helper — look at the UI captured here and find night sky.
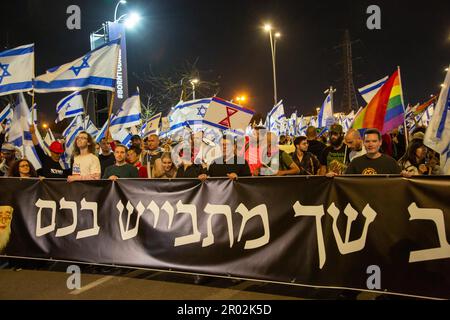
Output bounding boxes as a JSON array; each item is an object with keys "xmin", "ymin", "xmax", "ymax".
[{"xmin": 1, "ymin": 0, "xmax": 449, "ymax": 131}]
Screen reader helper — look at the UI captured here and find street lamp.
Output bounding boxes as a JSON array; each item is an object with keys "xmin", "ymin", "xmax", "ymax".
[
  {"xmin": 264, "ymin": 23, "xmax": 281, "ymax": 105},
  {"xmin": 190, "ymin": 78, "xmax": 199, "ymax": 100},
  {"xmin": 235, "ymin": 95, "xmax": 247, "ymax": 105},
  {"xmin": 42, "ymin": 123, "xmax": 48, "ymax": 129},
  {"xmin": 114, "ymin": 0, "xmax": 127, "ymax": 22}
]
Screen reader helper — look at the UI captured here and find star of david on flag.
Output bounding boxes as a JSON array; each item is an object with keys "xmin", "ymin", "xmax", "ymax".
[
  {"xmin": 69, "ymin": 54, "xmax": 91, "ymax": 76},
  {"xmin": 34, "ymin": 38, "xmax": 120, "ymax": 93},
  {"xmin": 0, "ymin": 44, "xmax": 34, "ymax": 96}
]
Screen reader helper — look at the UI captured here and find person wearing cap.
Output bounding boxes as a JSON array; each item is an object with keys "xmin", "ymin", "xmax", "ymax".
[
  {"xmin": 130, "ymin": 135, "xmax": 142, "ymax": 149},
  {"xmin": 318, "ymin": 123, "xmax": 349, "ymax": 175},
  {"xmin": 30, "ymin": 124, "xmax": 70, "ymax": 178},
  {"xmin": 0, "ymin": 143, "xmax": 18, "ymax": 176}
]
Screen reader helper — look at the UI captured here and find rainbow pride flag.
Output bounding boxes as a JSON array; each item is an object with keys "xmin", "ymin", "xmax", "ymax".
[{"xmin": 353, "ymin": 69, "xmax": 405, "ymax": 134}]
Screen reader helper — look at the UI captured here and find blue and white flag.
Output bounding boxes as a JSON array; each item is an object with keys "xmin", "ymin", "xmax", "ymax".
[
  {"xmin": 112, "ymin": 128, "xmax": 133, "ymax": 147},
  {"xmin": 7, "ymin": 93, "xmax": 41, "ymax": 169},
  {"xmin": 342, "ymin": 110, "xmax": 355, "ymax": 132},
  {"xmin": 109, "ymin": 91, "xmax": 141, "ymax": 133},
  {"xmin": 7, "ymin": 93, "xmax": 33, "ymax": 147},
  {"xmin": 297, "ymin": 115, "xmax": 307, "ymax": 136},
  {"xmin": 95, "ymin": 115, "xmax": 113, "ymax": 143},
  {"xmin": 358, "ymin": 76, "xmax": 388, "ymax": 104},
  {"xmin": 65, "ymin": 121, "xmax": 84, "ymax": 154},
  {"xmin": 55, "ymin": 91, "xmax": 84, "ymax": 123},
  {"xmin": 424, "ymin": 65, "xmax": 450, "ymax": 175},
  {"xmin": 168, "ymin": 98, "xmax": 212, "ymax": 134},
  {"xmin": 0, "ymin": 104, "xmax": 12, "ymax": 123},
  {"xmin": 62, "ymin": 115, "xmax": 83, "ymax": 137},
  {"xmin": 142, "ymin": 112, "xmax": 161, "ymax": 139},
  {"xmin": 318, "ymin": 93, "xmax": 334, "ymax": 128},
  {"xmin": 83, "ymin": 115, "xmax": 98, "ymax": 137},
  {"xmin": 266, "ymin": 100, "xmax": 286, "ymax": 134},
  {"xmin": 34, "ymin": 39, "xmax": 120, "ymax": 93},
  {"xmin": 0, "ymin": 44, "xmax": 34, "ymax": 96}
]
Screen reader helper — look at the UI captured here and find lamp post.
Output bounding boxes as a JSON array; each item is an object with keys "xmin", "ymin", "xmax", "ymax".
[
  {"xmin": 190, "ymin": 78, "xmax": 199, "ymax": 100},
  {"xmin": 264, "ymin": 24, "xmax": 281, "ymax": 105},
  {"xmin": 114, "ymin": 0, "xmax": 127, "ymax": 22}
]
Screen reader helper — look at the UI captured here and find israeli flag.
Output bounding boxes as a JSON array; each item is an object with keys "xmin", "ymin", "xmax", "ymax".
[
  {"xmin": 83, "ymin": 115, "xmax": 98, "ymax": 137},
  {"xmin": 318, "ymin": 93, "xmax": 333, "ymax": 128},
  {"xmin": 34, "ymin": 39, "xmax": 120, "ymax": 93},
  {"xmin": 112, "ymin": 128, "xmax": 133, "ymax": 147},
  {"xmin": 0, "ymin": 44, "xmax": 34, "ymax": 96},
  {"xmin": 55, "ymin": 91, "xmax": 84, "ymax": 123},
  {"xmin": 62, "ymin": 115, "xmax": 83, "ymax": 137},
  {"xmin": 424, "ymin": 65, "xmax": 450, "ymax": 174},
  {"xmin": 43, "ymin": 129, "xmax": 55, "ymax": 148},
  {"xmin": 142, "ymin": 112, "xmax": 161, "ymax": 139},
  {"xmin": 109, "ymin": 91, "xmax": 141, "ymax": 133},
  {"xmin": 168, "ymin": 98, "xmax": 212, "ymax": 134},
  {"xmin": 65, "ymin": 121, "xmax": 84, "ymax": 154},
  {"xmin": 0, "ymin": 104, "xmax": 12, "ymax": 123},
  {"xmin": 8, "ymin": 93, "xmax": 33, "ymax": 147},
  {"xmin": 7, "ymin": 93, "xmax": 41, "ymax": 169},
  {"xmin": 342, "ymin": 110, "xmax": 355, "ymax": 132},
  {"xmin": 358, "ymin": 76, "xmax": 388, "ymax": 104},
  {"xmin": 95, "ymin": 115, "xmax": 113, "ymax": 143},
  {"xmin": 266, "ymin": 100, "xmax": 285, "ymax": 134}
]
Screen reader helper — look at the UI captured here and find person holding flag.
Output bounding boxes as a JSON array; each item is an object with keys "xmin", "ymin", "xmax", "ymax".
[{"xmin": 29, "ymin": 124, "xmax": 69, "ymax": 178}]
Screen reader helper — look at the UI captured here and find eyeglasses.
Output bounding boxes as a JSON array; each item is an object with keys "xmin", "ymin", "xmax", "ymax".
[{"xmin": 19, "ymin": 164, "xmax": 30, "ymax": 168}]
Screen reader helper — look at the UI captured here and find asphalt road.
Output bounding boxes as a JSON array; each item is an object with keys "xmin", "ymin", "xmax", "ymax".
[{"xmin": 0, "ymin": 258, "xmax": 378, "ymax": 300}]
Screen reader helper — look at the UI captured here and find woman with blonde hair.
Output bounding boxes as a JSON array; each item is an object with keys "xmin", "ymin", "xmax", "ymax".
[{"xmin": 152, "ymin": 152, "xmax": 177, "ymax": 178}]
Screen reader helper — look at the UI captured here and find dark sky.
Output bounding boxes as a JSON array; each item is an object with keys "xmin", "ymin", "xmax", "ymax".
[{"xmin": 2, "ymin": 0, "xmax": 449, "ymax": 130}]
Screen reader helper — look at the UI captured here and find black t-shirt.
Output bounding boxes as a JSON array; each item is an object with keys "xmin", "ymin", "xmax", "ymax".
[
  {"xmin": 35, "ymin": 145, "xmax": 70, "ymax": 178},
  {"xmin": 208, "ymin": 156, "xmax": 251, "ymax": 177},
  {"xmin": 345, "ymin": 154, "xmax": 401, "ymax": 175},
  {"xmin": 319, "ymin": 144, "xmax": 350, "ymax": 173},
  {"xmin": 291, "ymin": 152, "xmax": 320, "ymax": 175},
  {"xmin": 176, "ymin": 164, "xmax": 205, "ymax": 178},
  {"xmin": 307, "ymin": 139, "xmax": 326, "ymax": 159}
]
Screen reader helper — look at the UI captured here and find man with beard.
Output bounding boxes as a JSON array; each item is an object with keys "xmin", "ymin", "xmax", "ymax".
[
  {"xmin": 319, "ymin": 124, "xmax": 349, "ymax": 175},
  {"xmin": 0, "ymin": 205, "xmax": 13, "ymax": 253}
]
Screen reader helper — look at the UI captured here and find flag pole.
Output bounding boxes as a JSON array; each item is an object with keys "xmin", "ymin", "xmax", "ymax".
[
  {"xmin": 105, "ymin": 40, "xmax": 121, "ymax": 139},
  {"xmin": 397, "ymin": 66, "xmax": 409, "ymax": 148},
  {"xmin": 83, "ymin": 90, "xmax": 90, "ymax": 130},
  {"xmin": 105, "ymin": 91, "xmax": 115, "ymax": 137}
]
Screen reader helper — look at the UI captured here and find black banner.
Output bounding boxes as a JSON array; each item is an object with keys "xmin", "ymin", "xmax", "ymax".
[{"xmin": 1, "ymin": 176, "xmax": 449, "ymax": 299}]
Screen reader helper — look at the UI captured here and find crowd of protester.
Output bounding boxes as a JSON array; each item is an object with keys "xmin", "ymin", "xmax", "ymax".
[{"xmin": 0, "ymin": 121, "xmax": 443, "ymax": 181}]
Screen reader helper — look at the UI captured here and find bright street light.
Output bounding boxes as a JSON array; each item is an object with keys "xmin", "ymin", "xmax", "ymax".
[
  {"xmin": 263, "ymin": 23, "xmax": 281, "ymax": 105},
  {"xmin": 235, "ymin": 95, "xmax": 247, "ymax": 105},
  {"xmin": 42, "ymin": 123, "xmax": 48, "ymax": 129},
  {"xmin": 190, "ymin": 78, "xmax": 199, "ymax": 100},
  {"xmin": 124, "ymin": 12, "xmax": 141, "ymax": 29},
  {"xmin": 114, "ymin": 0, "xmax": 127, "ymax": 22}
]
